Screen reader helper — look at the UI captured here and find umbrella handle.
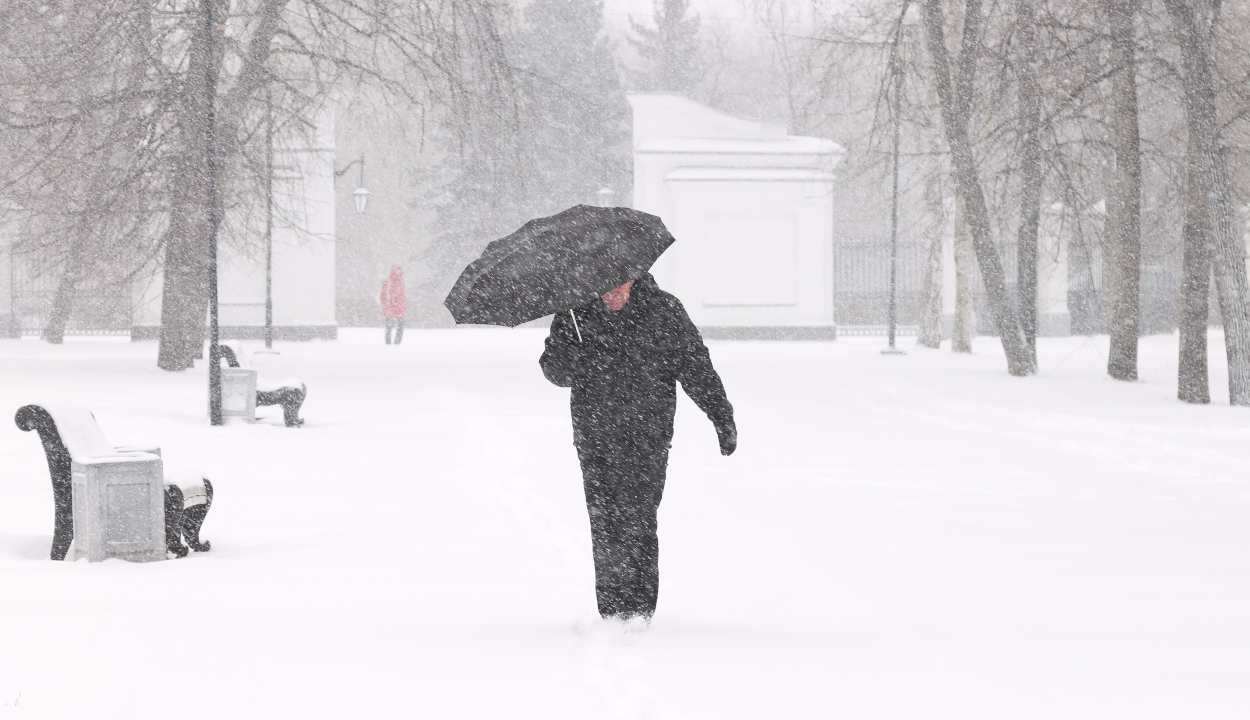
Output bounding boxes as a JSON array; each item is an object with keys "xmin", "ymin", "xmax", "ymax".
[{"xmin": 569, "ymin": 309, "xmax": 583, "ymax": 344}]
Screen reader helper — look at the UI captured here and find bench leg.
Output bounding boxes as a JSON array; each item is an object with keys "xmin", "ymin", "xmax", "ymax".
[
  {"xmin": 256, "ymin": 384, "xmax": 306, "ymax": 427},
  {"xmin": 51, "ymin": 479, "xmax": 73, "ymax": 561},
  {"xmin": 181, "ymin": 479, "xmax": 213, "ymax": 552},
  {"xmin": 15, "ymin": 405, "xmax": 76, "ymax": 560},
  {"xmin": 164, "ymin": 486, "xmax": 189, "ymax": 558}
]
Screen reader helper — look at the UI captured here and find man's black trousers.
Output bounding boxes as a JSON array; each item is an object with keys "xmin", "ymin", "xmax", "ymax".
[{"xmin": 576, "ymin": 429, "xmax": 669, "ymax": 620}]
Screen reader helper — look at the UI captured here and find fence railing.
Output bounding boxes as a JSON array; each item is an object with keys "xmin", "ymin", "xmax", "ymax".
[
  {"xmin": 834, "ymin": 240, "xmax": 926, "ymax": 327},
  {"xmin": 9, "ymin": 253, "xmax": 131, "ymax": 336},
  {"xmin": 12, "ymin": 289, "xmax": 132, "ymax": 336},
  {"xmin": 834, "ymin": 237, "xmax": 1179, "ymax": 336}
]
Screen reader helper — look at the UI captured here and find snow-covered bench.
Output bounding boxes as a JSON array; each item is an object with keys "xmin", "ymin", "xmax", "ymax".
[
  {"xmin": 216, "ymin": 345, "xmax": 306, "ymax": 427},
  {"xmin": 14, "ymin": 405, "xmax": 213, "ymax": 561}
]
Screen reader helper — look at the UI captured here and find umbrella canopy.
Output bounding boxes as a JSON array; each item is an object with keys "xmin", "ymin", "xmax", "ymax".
[{"xmin": 444, "ymin": 205, "xmax": 675, "ymax": 326}]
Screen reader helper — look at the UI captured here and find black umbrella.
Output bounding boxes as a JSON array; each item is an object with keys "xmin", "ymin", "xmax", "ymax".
[{"xmin": 444, "ymin": 205, "xmax": 675, "ymax": 327}]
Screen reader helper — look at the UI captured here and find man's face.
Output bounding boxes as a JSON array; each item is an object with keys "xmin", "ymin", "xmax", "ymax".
[{"xmin": 601, "ymin": 280, "xmax": 634, "ymax": 312}]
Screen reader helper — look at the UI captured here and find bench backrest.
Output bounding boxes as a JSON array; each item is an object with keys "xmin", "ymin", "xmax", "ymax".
[
  {"xmin": 46, "ymin": 405, "xmax": 118, "ymax": 461},
  {"xmin": 16, "ymin": 404, "xmax": 116, "ymax": 462}
]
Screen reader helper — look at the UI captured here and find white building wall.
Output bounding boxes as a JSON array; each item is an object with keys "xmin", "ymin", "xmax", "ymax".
[
  {"xmin": 270, "ymin": 108, "xmax": 336, "ymax": 331},
  {"xmin": 666, "ymin": 170, "xmax": 833, "ymax": 327},
  {"xmin": 628, "ymin": 95, "xmax": 843, "ymax": 337}
]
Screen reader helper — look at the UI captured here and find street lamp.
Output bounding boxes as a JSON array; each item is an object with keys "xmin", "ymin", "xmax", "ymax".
[
  {"xmin": 335, "ymin": 154, "xmax": 368, "ymax": 214},
  {"xmin": 264, "ymin": 83, "xmax": 275, "ymax": 350},
  {"xmin": 882, "ymin": 19, "xmax": 906, "ymax": 356},
  {"xmin": 596, "ymin": 187, "xmax": 615, "ymax": 208}
]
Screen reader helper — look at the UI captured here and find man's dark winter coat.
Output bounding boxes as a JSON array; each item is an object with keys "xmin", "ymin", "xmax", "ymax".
[{"xmin": 540, "ymin": 273, "xmax": 734, "ymax": 620}]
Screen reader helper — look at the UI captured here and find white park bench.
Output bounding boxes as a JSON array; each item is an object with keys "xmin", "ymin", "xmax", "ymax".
[
  {"xmin": 15, "ymin": 404, "xmax": 214, "ymax": 561},
  {"xmin": 215, "ymin": 344, "xmax": 306, "ymax": 427}
]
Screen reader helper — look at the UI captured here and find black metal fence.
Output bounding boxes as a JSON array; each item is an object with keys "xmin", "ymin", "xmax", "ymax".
[
  {"xmin": 9, "ymin": 256, "xmax": 131, "ymax": 336},
  {"xmin": 834, "ymin": 240, "xmax": 926, "ymax": 330},
  {"xmin": 1, "ymin": 240, "xmax": 1182, "ymax": 339},
  {"xmin": 834, "ymin": 235, "xmax": 1178, "ymax": 336}
]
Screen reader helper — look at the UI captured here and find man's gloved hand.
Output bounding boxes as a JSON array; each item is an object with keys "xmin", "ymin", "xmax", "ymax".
[{"xmin": 717, "ymin": 421, "xmax": 737, "ymax": 456}]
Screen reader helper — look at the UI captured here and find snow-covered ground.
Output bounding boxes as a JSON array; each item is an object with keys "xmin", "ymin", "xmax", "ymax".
[{"xmin": 1, "ymin": 329, "xmax": 1247, "ymax": 719}]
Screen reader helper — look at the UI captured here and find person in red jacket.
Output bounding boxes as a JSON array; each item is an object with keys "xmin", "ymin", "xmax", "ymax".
[{"xmin": 379, "ymin": 264, "xmax": 407, "ymax": 345}]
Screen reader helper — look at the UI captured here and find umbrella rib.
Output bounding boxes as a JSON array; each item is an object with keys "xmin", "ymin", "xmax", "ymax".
[{"xmin": 570, "ymin": 309, "xmax": 583, "ymax": 344}]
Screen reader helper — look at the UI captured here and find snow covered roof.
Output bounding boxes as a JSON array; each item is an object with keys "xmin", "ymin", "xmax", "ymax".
[
  {"xmin": 636, "ymin": 136, "xmax": 841, "ymax": 156},
  {"xmin": 628, "ymin": 94, "xmax": 844, "ymax": 160}
]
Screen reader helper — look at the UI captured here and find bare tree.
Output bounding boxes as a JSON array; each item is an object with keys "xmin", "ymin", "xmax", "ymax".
[
  {"xmin": 918, "ymin": 116, "xmax": 945, "ymax": 349},
  {"xmin": 921, "ymin": 0, "xmax": 1034, "ymax": 375},
  {"xmin": 952, "ymin": 193, "xmax": 976, "ymax": 352},
  {"xmin": 1165, "ymin": 0, "xmax": 1250, "ymax": 404},
  {"xmin": 775, "ymin": 0, "xmax": 1250, "ymax": 399},
  {"xmin": 1, "ymin": 0, "xmax": 513, "ymax": 367},
  {"xmin": 1015, "ymin": 0, "xmax": 1042, "ymax": 367},
  {"xmin": 0, "ymin": 2, "xmax": 165, "ymax": 343},
  {"xmin": 1178, "ymin": 142, "xmax": 1212, "ymax": 402},
  {"xmin": 1104, "ymin": 0, "xmax": 1143, "ymax": 381},
  {"xmin": 628, "ymin": 0, "xmax": 703, "ymax": 94}
]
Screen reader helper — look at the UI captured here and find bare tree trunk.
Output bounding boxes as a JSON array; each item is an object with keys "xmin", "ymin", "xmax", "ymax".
[
  {"xmin": 1016, "ymin": 0, "xmax": 1042, "ymax": 367},
  {"xmin": 921, "ymin": 0, "xmax": 1034, "ymax": 375},
  {"xmin": 1105, "ymin": 0, "xmax": 1142, "ymax": 381},
  {"xmin": 953, "ymin": 192, "xmax": 976, "ymax": 352},
  {"xmin": 157, "ymin": 62, "xmax": 211, "ymax": 373},
  {"xmin": 156, "ymin": 5, "xmax": 213, "ymax": 371},
  {"xmin": 1165, "ymin": 0, "xmax": 1250, "ymax": 404},
  {"xmin": 157, "ymin": 0, "xmax": 281, "ymax": 371},
  {"xmin": 157, "ymin": 201, "xmax": 210, "ymax": 371},
  {"xmin": 1179, "ymin": 144, "xmax": 1212, "ymax": 403},
  {"xmin": 41, "ymin": 234, "xmax": 92, "ymax": 344},
  {"xmin": 41, "ymin": 269, "xmax": 77, "ymax": 344},
  {"xmin": 919, "ymin": 129, "xmax": 945, "ymax": 348}
]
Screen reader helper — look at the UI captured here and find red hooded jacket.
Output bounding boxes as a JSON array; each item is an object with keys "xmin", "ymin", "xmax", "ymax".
[{"xmin": 379, "ymin": 264, "xmax": 407, "ymax": 318}]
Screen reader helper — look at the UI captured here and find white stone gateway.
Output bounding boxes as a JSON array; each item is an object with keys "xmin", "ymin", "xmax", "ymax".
[{"xmin": 628, "ymin": 95, "xmax": 844, "ymax": 339}]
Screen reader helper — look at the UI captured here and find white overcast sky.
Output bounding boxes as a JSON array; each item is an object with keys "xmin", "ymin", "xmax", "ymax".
[
  {"xmin": 600, "ymin": 0, "xmax": 839, "ymax": 35},
  {"xmin": 602, "ymin": 0, "xmax": 757, "ymax": 25}
]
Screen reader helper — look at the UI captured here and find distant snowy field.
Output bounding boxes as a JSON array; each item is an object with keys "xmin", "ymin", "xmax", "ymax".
[{"xmin": 1, "ymin": 329, "xmax": 1247, "ymax": 719}]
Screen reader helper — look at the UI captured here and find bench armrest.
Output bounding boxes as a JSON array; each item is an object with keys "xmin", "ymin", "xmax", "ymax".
[{"xmin": 114, "ymin": 444, "xmax": 161, "ymax": 457}]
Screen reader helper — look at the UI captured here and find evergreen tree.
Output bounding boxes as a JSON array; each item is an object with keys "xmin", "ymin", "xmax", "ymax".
[
  {"xmin": 519, "ymin": 0, "xmax": 630, "ymax": 214},
  {"xmin": 629, "ymin": 0, "xmax": 702, "ymax": 94},
  {"xmin": 412, "ymin": 0, "xmax": 630, "ymax": 316}
]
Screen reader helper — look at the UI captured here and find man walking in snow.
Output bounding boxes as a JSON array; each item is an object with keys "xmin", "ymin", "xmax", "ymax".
[{"xmin": 540, "ymin": 273, "xmax": 736, "ymax": 624}]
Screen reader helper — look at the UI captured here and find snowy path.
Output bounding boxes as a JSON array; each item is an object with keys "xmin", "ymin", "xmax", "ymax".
[{"xmin": 0, "ymin": 330, "xmax": 1247, "ymax": 718}]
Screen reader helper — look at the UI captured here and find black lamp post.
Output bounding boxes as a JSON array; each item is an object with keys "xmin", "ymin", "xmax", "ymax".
[
  {"xmin": 883, "ymin": 14, "xmax": 906, "ymax": 356},
  {"xmin": 264, "ymin": 83, "xmax": 274, "ymax": 350},
  {"xmin": 335, "ymin": 154, "xmax": 369, "ymax": 214},
  {"xmin": 204, "ymin": 0, "xmax": 224, "ymax": 423}
]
